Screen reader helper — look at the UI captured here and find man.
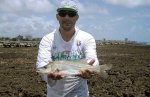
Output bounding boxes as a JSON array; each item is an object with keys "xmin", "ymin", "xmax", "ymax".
[{"xmin": 36, "ymin": 0, "xmax": 99, "ymax": 97}]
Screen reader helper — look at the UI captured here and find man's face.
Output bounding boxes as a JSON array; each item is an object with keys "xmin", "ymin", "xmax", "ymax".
[{"xmin": 56, "ymin": 10, "xmax": 79, "ymax": 31}]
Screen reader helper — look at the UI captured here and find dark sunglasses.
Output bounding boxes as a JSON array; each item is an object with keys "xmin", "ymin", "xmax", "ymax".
[{"xmin": 58, "ymin": 11, "xmax": 77, "ymax": 17}]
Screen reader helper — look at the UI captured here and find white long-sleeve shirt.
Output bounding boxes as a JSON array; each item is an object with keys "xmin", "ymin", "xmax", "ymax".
[{"xmin": 36, "ymin": 27, "xmax": 99, "ymax": 97}]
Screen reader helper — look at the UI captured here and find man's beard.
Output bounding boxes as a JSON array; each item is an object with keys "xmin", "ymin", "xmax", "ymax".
[{"xmin": 61, "ymin": 21, "xmax": 75, "ymax": 31}]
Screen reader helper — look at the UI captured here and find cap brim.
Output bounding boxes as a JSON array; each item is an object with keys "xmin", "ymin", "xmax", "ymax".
[{"xmin": 57, "ymin": 8, "xmax": 77, "ymax": 12}]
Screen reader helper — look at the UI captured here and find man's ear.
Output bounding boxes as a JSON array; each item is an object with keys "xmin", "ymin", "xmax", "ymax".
[
  {"xmin": 56, "ymin": 14, "xmax": 59, "ymax": 20},
  {"xmin": 76, "ymin": 14, "xmax": 79, "ymax": 21}
]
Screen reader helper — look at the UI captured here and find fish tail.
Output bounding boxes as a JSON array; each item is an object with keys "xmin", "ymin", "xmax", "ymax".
[{"xmin": 99, "ymin": 64, "xmax": 112, "ymax": 79}]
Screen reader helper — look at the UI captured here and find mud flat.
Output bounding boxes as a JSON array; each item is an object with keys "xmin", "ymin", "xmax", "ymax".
[{"xmin": 0, "ymin": 45, "xmax": 150, "ymax": 97}]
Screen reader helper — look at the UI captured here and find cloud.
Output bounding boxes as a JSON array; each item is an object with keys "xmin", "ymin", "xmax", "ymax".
[
  {"xmin": 133, "ymin": 13, "xmax": 150, "ymax": 18},
  {"xmin": 25, "ymin": 0, "xmax": 54, "ymax": 13},
  {"xmin": 78, "ymin": 1, "xmax": 108, "ymax": 15},
  {"xmin": 110, "ymin": 17, "xmax": 124, "ymax": 22},
  {"xmin": 0, "ymin": 0, "xmax": 23, "ymax": 13},
  {"xmin": 105, "ymin": 0, "xmax": 150, "ymax": 8},
  {"xmin": 0, "ymin": 0, "xmax": 54, "ymax": 13},
  {"xmin": 0, "ymin": 0, "xmax": 58, "ymax": 37},
  {"xmin": 76, "ymin": 1, "xmax": 109, "ymax": 15},
  {"xmin": 0, "ymin": 14, "xmax": 56, "ymax": 37},
  {"xmin": 89, "ymin": 5, "xmax": 109, "ymax": 15}
]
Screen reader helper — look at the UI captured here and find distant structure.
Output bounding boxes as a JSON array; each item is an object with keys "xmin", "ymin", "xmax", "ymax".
[
  {"xmin": 96, "ymin": 38, "xmax": 149, "ymax": 46},
  {"xmin": 0, "ymin": 35, "xmax": 41, "ymax": 48},
  {"xmin": 0, "ymin": 36, "xmax": 149, "ymax": 48},
  {"xmin": 16, "ymin": 35, "xmax": 24, "ymax": 41},
  {"xmin": 25, "ymin": 35, "xmax": 32, "ymax": 41},
  {"xmin": 125, "ymin": 38, "xmax": 128, "ymax": 43}
]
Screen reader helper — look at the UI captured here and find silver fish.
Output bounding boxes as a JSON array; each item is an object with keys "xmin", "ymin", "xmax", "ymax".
[{"xmin": 37, "ymin": 59, "xmax": 112, "ymax": 78}]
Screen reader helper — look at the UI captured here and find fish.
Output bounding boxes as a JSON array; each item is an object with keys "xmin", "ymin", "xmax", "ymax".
[{"xmin": 36, "ymin": 59, "xmax": 112, "ymax": 78}]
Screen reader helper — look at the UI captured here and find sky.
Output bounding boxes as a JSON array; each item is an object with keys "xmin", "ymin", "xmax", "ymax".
[{"xmin": 0, "ymin": 0, "xmax": 150, "ymax": 42}]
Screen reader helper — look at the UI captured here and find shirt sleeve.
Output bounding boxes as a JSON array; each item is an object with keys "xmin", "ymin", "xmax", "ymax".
[
  {"xmin": 36, "ymin": 36, "xmax": 52, "ymax": 69},
  {"xmin": 84, "ymin": 35, "xmax": 99, "ymax": 66},
  {"xmin": 36, "ymin": 36, "xmax": 53, "ymax": 82}
]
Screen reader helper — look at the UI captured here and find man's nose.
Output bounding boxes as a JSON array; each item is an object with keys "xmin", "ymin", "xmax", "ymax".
[{"xmin": 64, "ymin": 14, "xmax": 70, "ymax": 18}]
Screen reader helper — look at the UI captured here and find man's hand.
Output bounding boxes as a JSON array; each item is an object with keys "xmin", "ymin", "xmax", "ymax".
[
  {"xmin": 76, "ymin": 59, "xmax": 95, "ymax": 79},
  {"xmin": 48, "ymin": 72, "xmax": 64, "ymax": 80},
  {"xmin": 47, "ymin": 61, "xmax": 64, "ymax": 80}
]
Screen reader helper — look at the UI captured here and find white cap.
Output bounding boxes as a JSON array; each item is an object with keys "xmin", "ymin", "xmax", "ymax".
[{"xmin": 57, "ymin": 0, "xmax": 78, "ymax": 12}]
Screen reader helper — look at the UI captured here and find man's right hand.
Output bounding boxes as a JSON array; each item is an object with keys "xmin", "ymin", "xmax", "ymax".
[
  {"xmin": 47, "ymin": 61, "xmax": 64, "ymax": 80},
  {"xmin": 48, "ymin": 72, "xmax": 64, "ymax": 80}
]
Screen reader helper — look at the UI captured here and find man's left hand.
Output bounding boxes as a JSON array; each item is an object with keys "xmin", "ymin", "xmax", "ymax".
[{"xmin": 76, "ymin": 59, "xmax": 95, "ymax": 79}]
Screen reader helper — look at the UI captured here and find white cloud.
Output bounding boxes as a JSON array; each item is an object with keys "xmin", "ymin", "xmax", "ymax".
[
  {"xmin": 0, "ymin": 0, "xmax": 57, "ymax": 37},
  {"xmin": 0, "ymin": 0, "xmax": 23, "ymax": 13},
  {"xmin": 133, "ymin": 13, "xmax": 150, "ymax": 18},
  {"xmin": 88, "ymin": 5, "xmax": 108, "ymax": 15},
  {"xmin": 110, "ymin": 17, "xmax": 124, "ymax": 22},
  {"xmin": 88, "ymin": 5, "xmax": 109, "ymax": 15},
  {"xmin": 25, "ymin": 0, "xmax": 54, "ymax": 13},
  {"xmin": 76, "ymin": 1, "xmax": 109, "ymax": 15},
  {"xmin": 105, "ymin": 0, "xmax": 150, "ymax": 8},
  {"xmin": 0, "ymin": 15, "xmax": 56, "ymax": 37},
  {"xmin": 0, "ymin": 0, "xmax": 56, "ymax": 37},
  {"xmin": 0, "ymin": 15, "xmax": 10, "ymax": 22},
  {"xmin": 0, "ymin": 0, "xmax": 54, "ymax": 13}
]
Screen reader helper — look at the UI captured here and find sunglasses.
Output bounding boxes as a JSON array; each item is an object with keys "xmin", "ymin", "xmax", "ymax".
[{"xmin": 58, "ymin": 11, "xmax": 77, "ymax": 17}]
